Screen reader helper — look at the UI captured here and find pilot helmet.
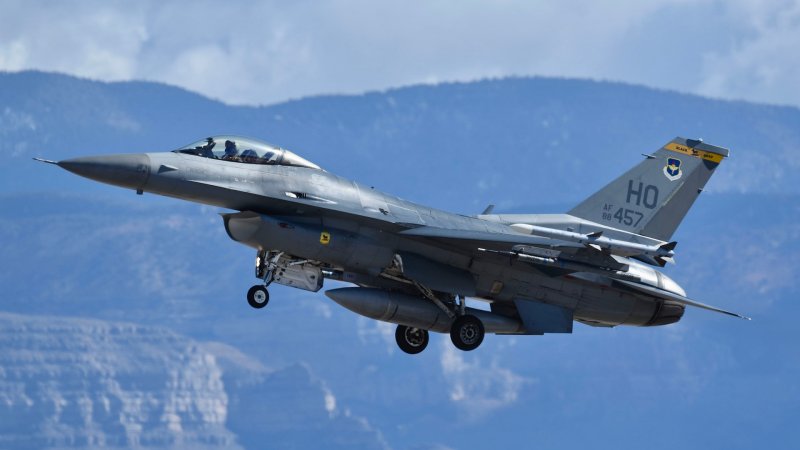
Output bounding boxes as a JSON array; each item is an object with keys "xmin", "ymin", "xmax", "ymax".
[{"xmin": 224, "ymin": 140, "xmax": 237, "ymax": 155}]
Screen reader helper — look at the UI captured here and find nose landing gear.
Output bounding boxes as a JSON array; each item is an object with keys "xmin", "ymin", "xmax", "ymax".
[
  {"xmin": 246, "ymin": 250, "xmax": 280, "ymax": 310},
  {"xmin": 246, "ymin": 250, "xmax": 326, "ymax": 309}
]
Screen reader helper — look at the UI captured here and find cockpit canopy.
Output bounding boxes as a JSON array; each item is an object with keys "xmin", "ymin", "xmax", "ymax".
[{"xmin": 173, "ymin": 135, "xmax": 321, "ymax": 170}]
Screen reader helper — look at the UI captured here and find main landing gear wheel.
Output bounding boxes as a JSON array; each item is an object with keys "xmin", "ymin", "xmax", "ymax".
[
  {"xmin": 395, "ymin": 325, "xmax": 429, "ymax": 354},
  {"xmin": 247, "ymin": 285, "xmax": 270, "ymax": 309},
  {"xmin": 450, "ymin": 315, "xmax": 485, "ymax": 351}
]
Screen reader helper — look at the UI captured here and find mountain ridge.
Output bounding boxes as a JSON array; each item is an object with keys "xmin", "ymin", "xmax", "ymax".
[
  {"xmin": 4, "ymin": 70, "xmax": 800, "ymax": 209},
  {"xmin": 9, "ymin": 69, "xmax": 800, "ymax": 113}
]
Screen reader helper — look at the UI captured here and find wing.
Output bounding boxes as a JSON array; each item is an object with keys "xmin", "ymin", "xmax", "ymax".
[
  {"xmin": 399, "ymin": 225, "xmax": 750, "ymax": 320},
  {"xmin": 401, "ymin": 224, "xmax": 674, "ymax": 265},
  {"xmin": 399, "ymin": 225, "xmax": 631, "ymax": 277},
  {"xmin": 399, "ymin": 225, "xmax": 583, "ymax": 252}
]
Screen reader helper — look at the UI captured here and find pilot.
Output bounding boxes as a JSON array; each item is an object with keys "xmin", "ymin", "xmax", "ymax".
[
  {"xmin": 240, "ymin": 149, "xmax": 259, "ymax": 164},
  {"xmin": 200, "ymin": 138, "xmax": 216, "ymax": 158},
  {"xmin": 222, "ymin": 140, "xmax": 239, "ymax": 161}
]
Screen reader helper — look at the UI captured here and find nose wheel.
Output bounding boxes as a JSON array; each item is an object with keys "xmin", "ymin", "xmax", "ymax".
[
  {"xmin": 247, "ymin": 285, "xmax": 270, "ymax": 309},
  {"xmin": 248, "ymin": 250, "xmax": 279, "ymax": 310}
]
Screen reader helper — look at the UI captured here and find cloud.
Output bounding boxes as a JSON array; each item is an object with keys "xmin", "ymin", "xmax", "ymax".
[
  {"xmin": 0, "ymin": 107, "xmax": 36, "ymax": 157},
  {"xmin": 2, "ymin": 1, "xmax": 799, "ymax": 107},
  {"xmin": 0, "ymin": 1, "xmax": 148, "ymax": 79},
  {"xmin": 439, "ymin": 340, "xmax": 533, "ymax": 420},
  {"xmin": 697, "ymin": 0, "xmax": 800, "ymax": 106},
  {"xmin": 356, "ymin": 317, "xmax": 396, "ymax": 354}
]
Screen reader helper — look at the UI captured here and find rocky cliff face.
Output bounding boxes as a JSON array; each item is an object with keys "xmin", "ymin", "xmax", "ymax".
[
  {"xmin": 0, "ymin": 312, "xmax": 234, "ymax": 449},
  {"xmin": 0, "ymin": 313, "xmax": 387, "ymax": 449}
]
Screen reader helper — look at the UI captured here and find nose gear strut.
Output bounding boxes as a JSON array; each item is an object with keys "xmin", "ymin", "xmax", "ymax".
[{"xmin": 247, "ymin": 250, "xmax": 281, "ymax": 309}]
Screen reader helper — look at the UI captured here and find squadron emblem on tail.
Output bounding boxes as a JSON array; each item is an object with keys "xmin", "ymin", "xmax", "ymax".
[{"xmin": 663, "ymin": 157, "xmax": 682, "ymax": 181}]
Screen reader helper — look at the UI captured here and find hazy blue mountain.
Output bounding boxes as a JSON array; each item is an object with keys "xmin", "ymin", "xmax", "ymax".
[
  {"xmin": 3, "ymin": 71, "xmax": 799, "ymax": 207},
  {"xmin": 0, "ymin": 71, "xmax": 798, "ymax": 449},
  {"xmin": 0, "ymin": 313, "xmax": 386, "ymax": 450}
]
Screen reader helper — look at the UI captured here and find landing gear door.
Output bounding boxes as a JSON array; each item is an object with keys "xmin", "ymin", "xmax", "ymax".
[
  {"xmin": 272, "ymin": 263, "xmax": 323, "ymax": 292},
  {"xmin": 256, "ymin": 251, "xmax": 324, "ymax": 292}
]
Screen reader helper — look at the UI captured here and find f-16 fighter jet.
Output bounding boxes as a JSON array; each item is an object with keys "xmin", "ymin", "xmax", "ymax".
[{"xmin": 37, "ymin": 136, "xmax": 748, "ymax": 354}]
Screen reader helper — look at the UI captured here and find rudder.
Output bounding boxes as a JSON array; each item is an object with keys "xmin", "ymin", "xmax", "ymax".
[{"xmin": 568, "ymin": 137, "xmax": 729, "ymax": 241}]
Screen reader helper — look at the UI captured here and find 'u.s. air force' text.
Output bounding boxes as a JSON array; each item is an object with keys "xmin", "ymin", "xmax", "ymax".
[{"xmin": 601, "ymin": 180, "xmax": 659, "ymax": 227}]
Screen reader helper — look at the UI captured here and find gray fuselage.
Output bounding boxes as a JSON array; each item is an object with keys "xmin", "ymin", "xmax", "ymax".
[{"xmin": 135, "ymin": 151, "xmax": 683, "ymax": 328}]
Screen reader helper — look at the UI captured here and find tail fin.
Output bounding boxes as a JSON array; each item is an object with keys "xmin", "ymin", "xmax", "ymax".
[{"xmin": 568, "ymin": 137, "xmax": 729, "ymax": 241}]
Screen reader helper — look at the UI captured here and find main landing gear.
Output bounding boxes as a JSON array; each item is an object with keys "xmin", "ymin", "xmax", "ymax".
[
  {"xmin": 447, "ymin": 294, "xmax": 485, "ymax": 351},
  {"xmin": 394, "ymin": 314, "xmax": 485, "ymax": 355},
  {"xmin": 394, "ymin": 292, "xmax": 486, "ymax": 355},
  {"xmin": 449, "ymin": 314, "xmax": 484, "ymax": 351},
  {"xmin": 395, "ymin": 325, "xmax": 429, "ymax": 354}
]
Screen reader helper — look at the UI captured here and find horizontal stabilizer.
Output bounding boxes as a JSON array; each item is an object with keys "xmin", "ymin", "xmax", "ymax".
[{"xmin": 614, "ymin": 279, "xmax": 750, "ymax": 320}]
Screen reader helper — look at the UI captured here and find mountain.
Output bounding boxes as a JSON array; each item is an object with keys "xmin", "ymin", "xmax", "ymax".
[
  {"xmin": 0, "ymin": 312, "xmax": 387, "ymax": 449},
  {"xmin": 3, "ymin": 71, "xmax": 799, "ymax": 208},
  {"xmin": 0, "ymin": 71, "xmax": 798, "ymax": 449}
]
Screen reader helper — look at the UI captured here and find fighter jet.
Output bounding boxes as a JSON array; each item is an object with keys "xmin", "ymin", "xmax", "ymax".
[{"xmin": 36, "ymin": 136, "xmax": 748, "ymax": 354}]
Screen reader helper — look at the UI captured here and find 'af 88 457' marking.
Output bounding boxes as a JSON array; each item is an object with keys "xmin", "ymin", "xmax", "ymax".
[{"xmin": 601, "ymin": 203, "xmax": 644, "ymax": 227}]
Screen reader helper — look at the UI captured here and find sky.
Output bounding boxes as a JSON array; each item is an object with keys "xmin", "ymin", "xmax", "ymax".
[
  {"xmin": 1, "ymin": 2, "xmax": 798, "ymax": 447},
  {"xmin": 2, "ymin": 0, "xmax": 800, "ymax": 107}
]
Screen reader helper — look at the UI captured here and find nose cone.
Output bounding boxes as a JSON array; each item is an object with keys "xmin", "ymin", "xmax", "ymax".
[{"xmin": 58, "ymin": 154, "xmax": 150, "ymax": 190}]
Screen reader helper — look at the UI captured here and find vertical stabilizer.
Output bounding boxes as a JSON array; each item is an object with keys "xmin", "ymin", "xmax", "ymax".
[{"xmin": 568, "ymin": 137, "xmax": 729, "ymax": 241}]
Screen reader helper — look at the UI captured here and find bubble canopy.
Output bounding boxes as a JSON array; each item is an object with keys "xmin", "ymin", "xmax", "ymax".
[{"xmin": 173, "ymin": 136, "xmax": 321, "ymax": 170}]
